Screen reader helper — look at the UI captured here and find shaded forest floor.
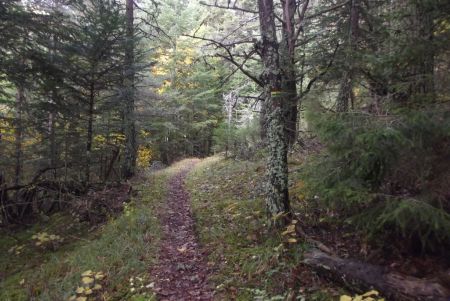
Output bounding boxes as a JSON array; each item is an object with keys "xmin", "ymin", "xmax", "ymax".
[
  {"xmin": 187, "ymin": 156, "xmax": 344, "ymax": 301},
  {"xmin": 0, "ymin": 156, "xmax": 341, "ymax": 300},
  {"xmin": 1, "ymin": 155, "xmax": 448, "ymax": 300}
]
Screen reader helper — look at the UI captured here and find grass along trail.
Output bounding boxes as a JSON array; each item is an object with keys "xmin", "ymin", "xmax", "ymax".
[{"xmin": 150, "ymin": 159, "xmax": 213, "ymax": 300}]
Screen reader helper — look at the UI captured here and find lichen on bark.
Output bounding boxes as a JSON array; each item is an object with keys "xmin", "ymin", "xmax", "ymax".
[{"xmin": 265, "ymin": 104, "xmax": 290, "ymax": 227}]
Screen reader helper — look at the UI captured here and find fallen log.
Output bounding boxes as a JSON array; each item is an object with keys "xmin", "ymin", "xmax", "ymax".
[{"xmin": 303, "ymin": 249, "xmax": 450, "ymax": 301}]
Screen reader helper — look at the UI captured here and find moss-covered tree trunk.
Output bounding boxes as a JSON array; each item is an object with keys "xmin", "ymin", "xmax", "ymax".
[
  {"xmin": 122, "ymin": 0, "xmax": 137, "ymax": 178},
  {"xmin": 258, "ymin": 0, "xmax": 290, "ymax": 226}
]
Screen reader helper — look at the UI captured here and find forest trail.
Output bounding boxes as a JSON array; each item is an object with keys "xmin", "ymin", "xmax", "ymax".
[{"xmin": 150, "ymin": 159, "xmax": 214, "ymax": 300}]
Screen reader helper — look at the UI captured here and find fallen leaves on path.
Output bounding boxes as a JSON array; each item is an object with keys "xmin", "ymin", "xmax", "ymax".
[{"xmin": 150, "ymin": 160, "xmax": 213, "ymax": 300}]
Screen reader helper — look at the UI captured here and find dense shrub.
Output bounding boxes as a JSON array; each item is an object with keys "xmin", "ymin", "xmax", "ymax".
[{"xmin": 302, "ymin": 108, "xmax": 450, "ymax": 251}]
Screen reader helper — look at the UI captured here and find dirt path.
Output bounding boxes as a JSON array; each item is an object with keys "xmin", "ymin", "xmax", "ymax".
[{"xmin": 151, "ymin": 160, "xmax": 213, "ymax": 300}]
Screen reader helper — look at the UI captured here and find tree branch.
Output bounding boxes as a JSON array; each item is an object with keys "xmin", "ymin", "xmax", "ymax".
[
  {"xmin": 184, "ymin": 34, "xmax": 264, "ymax": 87},
  {"xmin": 299, "ymin": 42, "xmax": 340, "ymax": 98},
  {"xmin": 199, "ymin": 1, "xmax": 258, "ymax": 14}
]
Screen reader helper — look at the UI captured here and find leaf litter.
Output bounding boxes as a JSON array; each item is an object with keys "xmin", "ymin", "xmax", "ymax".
[{"xmin": 150, "ymin": 160, "xmax": 213, "ymax": 300}]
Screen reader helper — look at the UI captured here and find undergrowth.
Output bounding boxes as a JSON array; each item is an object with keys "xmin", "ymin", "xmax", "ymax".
[
  {"xmin": 0, "ymin": 166, "xmax": 177, "ymax": 300},
  {"xmin": 187, "ymin": 156, "xmax": 338, "ymax": 300},
  {"xmin": 302, "ymin": 108, "xmax": 450, "ymax": 252}
]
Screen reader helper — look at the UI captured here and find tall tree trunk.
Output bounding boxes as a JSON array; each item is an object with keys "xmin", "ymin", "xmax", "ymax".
[
  {"xmin": 280, "ymin": 0, "xmax": 299, "ymax": 146},
  {"xmin": 337, "ymin": 0, "xmax": 359, "ymax": 112},
  {"xmin": 85, "ymin": 83, "xmax": 95, "ymax": 185},
  {"xmin": 48, "ymin": 0, "xmax": 60, "ymax": 178},
  {"xmin": 259, "ymin": 96, "xmax": 268, "ymax": 141},
  {"xmin": 336, "ymin": 72, "xmax": 352, "ymax": 112},
  {"xmin": 258, "ymin": 0, "xmax": 290, "ymax": 226},
  {"xmin": 49, "ymin": 109, "xmax": 56, "ymax": 175},
  {"xmin": 409, "ymin": 0, "xmax": 434, "ymax": 98},
  {"xmin": 14, "ymin": 85, "xmax": 24, "ymax": 188},
  {"xmin": 122, "ymin": 0, "xmax": 137, "ymax": 179},
  {"xmin": 390, "ymin": 0, "xmax": 435, "ymax": 103}
]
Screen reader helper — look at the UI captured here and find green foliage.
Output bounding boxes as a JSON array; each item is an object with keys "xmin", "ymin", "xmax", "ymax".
[
  {"xmin": 302, "ymin": 108, "xmax": 450, "ymax": 251},
  {"xmin": 213, "ymin": 119, "xmax": 263, "ymax": 160},
  {"xmin": 187, "ymin": 157, "xmax": 335, "ymax": 300},
  {"xmin": 356, "ymin": 198, "xmax": 450, "ymax": 251},
  {"xmin": 149, "ymin": 48, "xmax": 225, "ymax": 163},
  {"xmin": 0, "ymin": 168, "xmax": 170, "ymax": 300}
]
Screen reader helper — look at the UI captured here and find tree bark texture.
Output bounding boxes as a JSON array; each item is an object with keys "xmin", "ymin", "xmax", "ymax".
[
  {"xmin": 409, "ymin": 0, "xmax": 435, "ymax": 98},
  {"xmin": 258, "ymin": 0, "xmax": 290, "ymax": 225},
  {"xmin": 122, "ymin": 0, "xmax": 137, "ymax": 179},
  {"xmin": 14, "ymin": 85, "xmax": 24, "ymax": 188},
  {"xmin": 280, "ymin": 0, "xmax": 299, "ymax": 146}
]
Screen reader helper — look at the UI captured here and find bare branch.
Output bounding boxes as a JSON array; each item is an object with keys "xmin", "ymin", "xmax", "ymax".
[
  {"xmin": 216, "ymin": 53, "xmax": 263, "ymax": 87},
  {"xmin": 184, "ymin": 34, "xmax": 263, "ymax": 87},
  {"xmin": 294, "ymin": 0, "xmax": 309, "ymax": 42},
  {"xmin": 199, "ymin": 1, "xmax": 258, "ymax": 14},
  {"xmin": 305, "ymin": 0, "xmax": 350, "ymax": 20}
]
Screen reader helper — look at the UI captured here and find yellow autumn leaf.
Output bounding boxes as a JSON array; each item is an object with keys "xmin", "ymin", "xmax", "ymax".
[
  {"xmin": 81, "ymin": 270, "xmax": 93, "ymax": 277},
  {"xmin": 353, "ymin": 296, "xmax": 363, "ymax": 301},
  {"xmin": 177, "ymin": 245, "xmax": 187, "ymax": 253},
  {"xmin": 84, "ymin": 288, "xmax": 93, "ymax": 295},
  {"xmin": 19, "ymin": 279, "xmax": 25, "ymax": 285},
  {"xmin": 271, "ymin": 212, "xmax": 284, "ymax": 221},
  {"xmin": 281, "ymin": 224, "xmax": 296, "ymax": 236},
  {"xmin": 76, "ymin": 287, "xmax": 84, "ymax": 294},
  {"xmin": 76, "ymin": 297, "xmax": 87, "ymax": 301},
  {"xmin": 93, "ymin": 284, "xmax": 102, "ymax": 290},
  {"xmin": 340, "ymin": 295, "xmax": 352, "ymax": 301},
  {"xmin": 94, "ymin": 273, "xmax": 105, "ymax": 280},
  {"xmin": 287, "ymin": 238, "xmax": 297, "ymax": 243},
  {"xmin": 363, "ymin": 298, "xmax": 376, "ymax": 301},
  {"xmin": 362, "ymin": 290, "xmax": 379, "ymax": 297},
  {"xmin": 82, "ymin": 276, "xmax": 94, "ymax": 285}
]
